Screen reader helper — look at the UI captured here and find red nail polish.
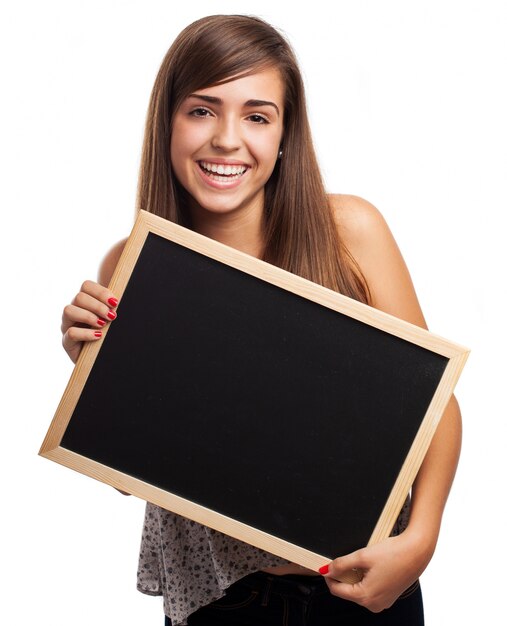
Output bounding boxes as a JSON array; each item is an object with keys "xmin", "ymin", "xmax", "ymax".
[
  {"xmin": 107, "ymin": 310, "xmax": 117, "ymax": 320},
  {"xmin": 108, "ymin": 297, "xmax": 118, "ymax": 307},
  {"xmin": 97, "ymin": 319, "xmax": 106, "ymax": 327},
  {"xmin": 94, "ymin": 331, "xmax": 103, "ymax": 338},
  {"xmin": 319, "ymin": 564, "xmax": 329, "ymax": 575}
]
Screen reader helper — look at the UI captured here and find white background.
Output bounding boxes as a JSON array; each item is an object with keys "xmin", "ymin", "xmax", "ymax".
[{"xmin": 1, "ymin": 1, "xmax": 505, "ymax": 624}]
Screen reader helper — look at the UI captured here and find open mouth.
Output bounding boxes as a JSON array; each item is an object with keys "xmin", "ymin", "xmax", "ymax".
[{"xmin": 198, "ymin": 160, "xmax": 248, "ymax": 182}]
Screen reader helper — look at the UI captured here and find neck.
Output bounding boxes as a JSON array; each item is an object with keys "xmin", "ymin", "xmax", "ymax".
[{"xmin": 187, "ymin": 199, "xmax": 265, "ymax": 259}]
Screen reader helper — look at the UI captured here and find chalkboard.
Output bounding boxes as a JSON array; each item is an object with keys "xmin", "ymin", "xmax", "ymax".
[{"xmin": 40, "ymin": 210, "xmax": 469, "ymax": 572}]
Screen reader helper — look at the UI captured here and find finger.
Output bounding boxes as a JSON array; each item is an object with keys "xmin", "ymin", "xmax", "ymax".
[
  {"xmin": 62, "ymin": 326, "xmax": 104, "ymax": 363},
  {"xmin": 63, "ymin": 326, "xmax": 104, "ymax": 364},
  {"xmin": 321, "ymin": 556, "xmax": 369, "ymax": 606},
  {"xmin": 62, "ymin": 290, "xmax": 118, "ymax": 332},
  {"xmin": 320, "ymin": 550, "xmax": 368, "ymax": 581},
  {"xmin": 63, "ymin": 326, "xmax": 104, "ymax": 347},
  {"xmin": 325, "ymin": 576, "xmax": 388, "ymax": 613},
  {"xmin": 61, "ymin": 303, "xmax": 111, "ymax": 334},
  {"xmin": 324, "ymin": 577, "xmax": 365, "ymax": 604},
  {"xmin": 72, "ymin": 290, "xmax": 118, "ymax": 318},
  {"xmin": 79, "ymin": 280, "xmax": 119, "ymax": 308}
]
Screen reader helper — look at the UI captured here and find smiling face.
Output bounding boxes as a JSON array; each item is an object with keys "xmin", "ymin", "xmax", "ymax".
[{"xmin": 170, "ymin": 67, "xmax": 285, "ymax": 227}]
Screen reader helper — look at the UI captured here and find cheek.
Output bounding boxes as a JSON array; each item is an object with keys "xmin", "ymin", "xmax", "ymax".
[
  {"xmin": 255, "ymin": 124, "xmax": 282, "ymax": 160},
  {"xmin": 170, "ymin": 136, "xmax": 193, "ymax": 185},
  {"xmin": 170, "ymin": 123, "xmax": 189, "ymax": 161},
  {"xmin": 169, "ymin": 139, "xmax": 185, "ymax": 183},
  {"xmin": 170, "ymin": 119, "xmax": 206, "ymax": 169},
  {"xmin": 249, "ymin": 133, "xmax": 281, "ymax": 171},
  {"xmin": 262, "ymin": 148, "xmax": 281, "ymax": 178}
]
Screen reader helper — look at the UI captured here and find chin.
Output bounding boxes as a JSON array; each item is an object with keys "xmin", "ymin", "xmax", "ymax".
[{"xmin": 194, "ymin": 193, "xmax": 257, "ymax": 216}]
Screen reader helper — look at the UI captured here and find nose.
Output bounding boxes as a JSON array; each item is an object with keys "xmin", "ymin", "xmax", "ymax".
[{"xmin": 211, "ymin": 116, "xmax": 242, "ymax": 152}]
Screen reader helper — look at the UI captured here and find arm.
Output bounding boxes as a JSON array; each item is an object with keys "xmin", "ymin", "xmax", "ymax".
[{"xmin": 321, "ymin": 195, "xmax": 462, "ymax": 612}]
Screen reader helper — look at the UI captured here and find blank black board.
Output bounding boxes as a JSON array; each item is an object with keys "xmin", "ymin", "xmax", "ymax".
[{"xmin": 59, "ymin": 231, "xmax": 448, "ymax": 558}]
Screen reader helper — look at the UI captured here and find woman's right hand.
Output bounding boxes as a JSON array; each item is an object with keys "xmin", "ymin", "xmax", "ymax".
[{"xmin": 61, "ymin": 280, "xmax": 119, "ymax": 364}]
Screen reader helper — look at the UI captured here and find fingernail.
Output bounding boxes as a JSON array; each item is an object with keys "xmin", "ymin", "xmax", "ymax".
[
  {"xmin": 108, "ymin": 297, "xmax": 118, "ymax": 307},
  {"xmin": 319, "ymin": 564, "xmax": 329, "ymax": 575},
  {"xmin": 97, "ymin": 318, "xmax": 106, "ymax": 327},
  {"xmin": 94, "ymin": 331, "xmax": 103, "ymax": 338},
  {"xmin": 107, "ymin": 310, "xmax": 117, "ymax": 320}
]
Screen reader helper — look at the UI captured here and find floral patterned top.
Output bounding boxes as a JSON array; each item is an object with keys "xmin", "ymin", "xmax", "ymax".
[{"xmin": 137, "ymin": 498, "xmax": 411, "ymax": 625}]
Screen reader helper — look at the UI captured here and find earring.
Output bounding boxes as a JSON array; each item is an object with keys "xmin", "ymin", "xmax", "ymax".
[{"xmin": 278, "ymin": 149, "xmax": 283, "ymax": 159}]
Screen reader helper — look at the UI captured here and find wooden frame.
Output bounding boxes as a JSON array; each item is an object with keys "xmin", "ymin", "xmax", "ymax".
[{"xmin": 40, "ymin": 210, "xmax": 469, "ymax": 576}]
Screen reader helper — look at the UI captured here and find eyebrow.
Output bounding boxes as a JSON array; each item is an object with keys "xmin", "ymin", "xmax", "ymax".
[{"xmin": 187, "ymin": 94, "xmax": 280, "ymax": 116}]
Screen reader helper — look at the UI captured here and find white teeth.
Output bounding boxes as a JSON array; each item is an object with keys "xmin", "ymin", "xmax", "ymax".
[{"xmin": 199, "ymin": 161, "xmax": 247, "ymax": 176}]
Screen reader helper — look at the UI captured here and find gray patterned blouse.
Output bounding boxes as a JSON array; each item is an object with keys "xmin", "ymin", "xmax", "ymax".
[{"xmin": 136, "ymin": 499, "xmax": 411, "ymax": 625}]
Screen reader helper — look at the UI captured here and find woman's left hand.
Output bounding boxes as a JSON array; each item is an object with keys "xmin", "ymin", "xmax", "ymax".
[{"xmin": 320, "ymin": 530, "xmax": 433, "ymax": 613}]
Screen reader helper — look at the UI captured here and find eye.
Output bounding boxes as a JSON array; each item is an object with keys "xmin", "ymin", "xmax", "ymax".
[
  {"xmin": 247, "ymin": 114, "xmax": 269, "ymax": 124},
  {"xmin": 190, "ymin": 107, "xmax": 212, "ymax": 118}
]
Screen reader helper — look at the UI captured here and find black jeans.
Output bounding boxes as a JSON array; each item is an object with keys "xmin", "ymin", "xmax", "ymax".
[{"xmin": 164, "ymin": 571, "xmax": 424, "ymax": 625}]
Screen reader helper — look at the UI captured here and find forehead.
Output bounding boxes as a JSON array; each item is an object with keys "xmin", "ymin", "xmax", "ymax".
[{"xmin": 189, "ymin": 67, "xmax": 285, "ymax": 106}]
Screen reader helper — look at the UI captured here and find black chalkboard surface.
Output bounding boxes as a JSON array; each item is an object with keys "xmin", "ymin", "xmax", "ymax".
[{"xmin": 41, "ymin": 210, "xmax": 468, "ymax": 571}]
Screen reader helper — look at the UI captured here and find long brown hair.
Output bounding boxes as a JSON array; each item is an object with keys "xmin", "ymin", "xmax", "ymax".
[{"xmin": 136, "ymin": 14, "xmax": 370, "ymax": 303}]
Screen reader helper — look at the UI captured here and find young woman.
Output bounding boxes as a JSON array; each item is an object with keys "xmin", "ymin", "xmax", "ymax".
[{"xmin": 61, "ymin": 14, "xmax": 461, "ymax": 626}]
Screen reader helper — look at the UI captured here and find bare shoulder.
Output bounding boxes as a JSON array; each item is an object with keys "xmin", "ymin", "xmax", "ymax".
[
  {"xmin": 328, "ymin": 194, "xmax": 427, "ymax": 328},
  {"xmin": 329, "ymin": 194, "xmax": 388, "ymax": 246},
  {"xmin": 328, "ymin": 193, "xmax": 399, "ymax": 274},
  {"xmin": 98, "ymin": 238, "xmax": 128, "ymax": 286}
]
